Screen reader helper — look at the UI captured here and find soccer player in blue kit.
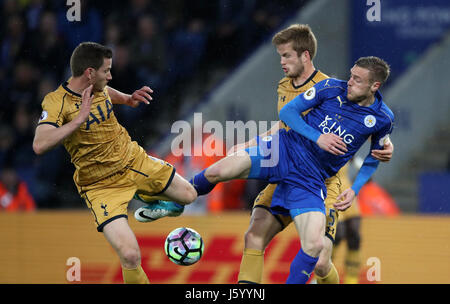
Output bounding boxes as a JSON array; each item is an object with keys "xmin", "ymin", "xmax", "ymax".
[{"xmin": 185, "ymin": 56, "xmax": 394, "ymax": 283}]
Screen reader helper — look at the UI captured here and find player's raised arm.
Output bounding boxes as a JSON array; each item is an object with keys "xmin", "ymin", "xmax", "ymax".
[
  {"xmin": 107, "ymin": 86, "xmax": 153, "ymax": 108},
  {"xmin": 33, "ymin": 85, "xmax": 94, "ymax": 155}
]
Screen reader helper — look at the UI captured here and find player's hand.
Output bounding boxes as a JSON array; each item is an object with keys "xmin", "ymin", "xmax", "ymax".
[
  {"xmin": 127, "ymin": 86, "xmax": 153, "ymax": 107},
  {"xmin": 316, "ymin": 133, "xmax": 347, "ymax": 155},
  {"xmin": 334, "ymin": 188, "xmax": 355, "ymax": 211},
  {"xmin": 371, "ymin": 138, "xmax": 394, "ymax": 162},
  {"xmin": 76, "ymin": 85, "xmax": 94, "ymax": 124}
]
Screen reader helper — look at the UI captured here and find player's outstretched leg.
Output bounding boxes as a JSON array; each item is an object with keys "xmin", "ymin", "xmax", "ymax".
[
  {"xmin": 134, "ymin": 173, "xmax": 196, "ymax": 222},
  {"xmin": 189, "ymin": 151, "xmax": 252, "ymax": 196},
  {"xmin": 134, "ymin": 149, "xmax": 253, "ymax": 222}
]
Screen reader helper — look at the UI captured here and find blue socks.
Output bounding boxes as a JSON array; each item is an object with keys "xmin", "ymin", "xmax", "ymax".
[
  {"xmin": 286, "ymin": 248, "xmax": 319, "ymax": 284},
  {"xmin": 189, "ymin": 169, "xmax": 216, "ymax": 196}
]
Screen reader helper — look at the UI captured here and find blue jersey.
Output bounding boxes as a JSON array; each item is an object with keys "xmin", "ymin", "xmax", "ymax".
[
  {"xmin": 247, "ymin": 78, "xmax": 394, "ymax": 214},
  {"xmin": 281, "ymin": 78, "xmax": 394, "ymax": 181}
]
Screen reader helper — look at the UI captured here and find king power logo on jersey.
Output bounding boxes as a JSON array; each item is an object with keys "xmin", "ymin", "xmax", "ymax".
[{"xmin": 318, "ymin": 115, "xmax": 354, "ymax": 144}]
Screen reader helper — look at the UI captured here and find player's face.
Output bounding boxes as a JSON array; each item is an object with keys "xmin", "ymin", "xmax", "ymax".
[
  {"xmin": 91, "ymin": 58, "xmax": 112, "ymax": 92},
  {"xmin": 276, "ymin": 42, "xmax": 304, "ymax": 78},
  {"xmin": 347, "ymin": 65, "xmax": 374, "ymax": 102}
]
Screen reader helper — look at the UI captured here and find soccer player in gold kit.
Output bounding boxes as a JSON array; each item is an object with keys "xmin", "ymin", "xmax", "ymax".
[
  {"xmin": 233, "ymin": 25, "xmax": 394, "ymax": 284},
  {"xmin": 33, "ymin": 42, "xmax": 196, "ymax": 284}
]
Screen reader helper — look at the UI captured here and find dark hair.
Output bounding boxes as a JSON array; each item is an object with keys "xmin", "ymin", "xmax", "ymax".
[
  {"xmin": 272, "ymin": 24, "xmax": 317, "ymax": 59},
  {"xmin": 355, "ymin": 56, "xmax": 390, "ymax": 84},
  {"xmin": 70, "ymin": 42, "xmax": 113, "ymax": 77}
]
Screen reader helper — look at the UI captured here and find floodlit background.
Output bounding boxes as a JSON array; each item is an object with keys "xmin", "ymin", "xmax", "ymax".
[{"xmin": 0, "ymin": 0, "xmax": 449, "ymax": 283}]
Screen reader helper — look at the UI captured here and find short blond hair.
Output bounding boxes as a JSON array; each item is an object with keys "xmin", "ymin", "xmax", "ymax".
[{"xmin": 272, "ymin": 24, "xmax": 317, "ymax": 59}]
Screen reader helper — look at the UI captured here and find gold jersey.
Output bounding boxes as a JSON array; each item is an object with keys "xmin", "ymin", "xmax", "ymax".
[
  {"xmin": 277, "ymin": 70, "xmax": 329, "ymax": 128},
  {"xmin": 38, "ymin": 81, "xmax": 140, "ymax": 187}
]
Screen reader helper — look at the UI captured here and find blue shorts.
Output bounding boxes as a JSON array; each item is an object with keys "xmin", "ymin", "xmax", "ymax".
[
  {"xmin": 245, "ymin": 133, "xmax": 285, "ymax": 183},
  {"xmin": 271, "ymin": 181, "xmax": 326, "ymax": 218},
  {"xmin": 245, "ymin": 132, "xmax": 325, "ymax": 217}
]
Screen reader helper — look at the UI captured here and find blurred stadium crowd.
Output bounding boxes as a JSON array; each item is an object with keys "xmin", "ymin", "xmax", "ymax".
[{"xmin": 0, "ymin": 0, "xmax": 307, "ymax": 210}]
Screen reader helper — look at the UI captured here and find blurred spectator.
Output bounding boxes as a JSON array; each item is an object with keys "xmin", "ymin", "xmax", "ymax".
[
  {"xmin": 0, "ymin": 150, "xmax": 36, "ymax": 211},
  {"xmin": 127, "ymin": 0, "xmax": 162, "ymax": 26},
  {"xmin": 0, "ymin": 125, "xmax": 15, "ymax": 169},
  {"xmin": 109, "ymin": 44, "xmax": 139, "ymax": 94},
  {"xmin": 205, "ymin": 1, "xmax": 256, "ymax": 67},
  {"xmin": 6, "ymin": 61, "xmax": 39, "ymax": 120},
  {"xmin": 130, "ymin": 14, "xmax": 167, "ymax": 93},
  {"xmin": 28, "ymin": 10, "xmax": 68, "ymax": 80},
  {"xmin": 168, "ymin": 18, "xmax": 207, "ymax": 82},
  {"xmin": 0, "ymin": 14, "xmax": 27, "ymax": 73},
  {"xmin": 0, "ymin": 163, "xmax": 36, "ymax": 212},
  {"xmin": 24, "ymin": 0, "xmax": 46, "ymax": 31},
  {"xmin": 12, "ymin": 103, "xmax": 37, "ymax": 169},
  {"xmin": 358, "ymin": 180, "xmax": 400, "ymax": 216},
  {"xmin": 104, "ymin": 19, "xmax": 122, "ymax": 52},
  {"xmin": 108, "ymin": 43, "xmax": 141, "ymax": 134}
]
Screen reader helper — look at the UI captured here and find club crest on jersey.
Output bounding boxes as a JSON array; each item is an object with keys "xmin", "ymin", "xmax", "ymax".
[
  {"xmin": 304, "ymin": 87, "xmax": 316, "ymax": 100},
  {"xmin": 364, "ymin": 115, "xmax": 376, "ymax": 128},
  {"xmin": 39, "ymin": 110, "xmax": 48, "ymax": 122}
]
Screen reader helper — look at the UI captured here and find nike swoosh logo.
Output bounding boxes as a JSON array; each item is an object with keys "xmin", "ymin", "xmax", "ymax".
[{"xmin": 138, "ymin": 210, "xmax": 156, "ymax": 220}]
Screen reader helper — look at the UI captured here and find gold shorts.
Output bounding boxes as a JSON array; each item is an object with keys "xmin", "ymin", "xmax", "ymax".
[
  {"xmin": 78, "ymin": 147, "xmax": 175, "ymax": 232},
  {"xmin": 253, "ymin": 169, "xmax": 344, "ymax": 242}
]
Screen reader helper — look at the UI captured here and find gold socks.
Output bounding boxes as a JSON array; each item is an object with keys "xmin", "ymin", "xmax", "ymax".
[
  {"xmin": 122, "ymin": 265, "xmax": 150, "ymax": 284},
  {"xmin": 316, "ymin": 262, "xmax": 340, "ymax": 284},
  {"xmin": 237, "ymin": 248, "xmax": 264, "ymax": 284}
]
